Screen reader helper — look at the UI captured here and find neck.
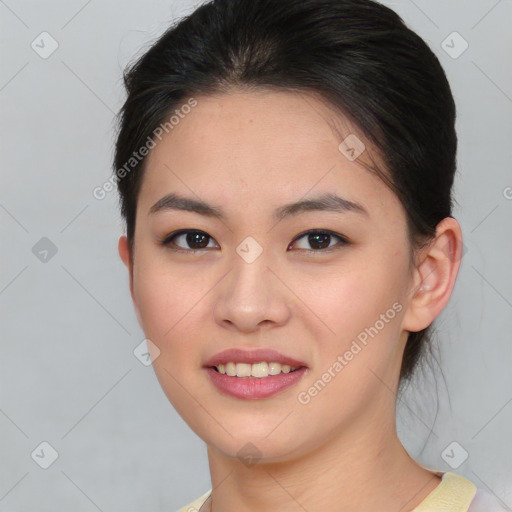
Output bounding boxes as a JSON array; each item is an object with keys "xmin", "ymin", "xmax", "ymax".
[{"xmin": 205, "ymin": 402, "xmax": 440, "ymax": 512}]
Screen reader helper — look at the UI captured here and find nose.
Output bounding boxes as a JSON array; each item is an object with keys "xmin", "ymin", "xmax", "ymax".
[{"xmin": 212, "ymin": 251, "xmax": 291, "ymax": 333}]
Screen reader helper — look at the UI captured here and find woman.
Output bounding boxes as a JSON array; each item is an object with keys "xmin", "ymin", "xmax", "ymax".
[{"xmin": 113, "ymin": 0, "xmax": 507, "ymax": 510}]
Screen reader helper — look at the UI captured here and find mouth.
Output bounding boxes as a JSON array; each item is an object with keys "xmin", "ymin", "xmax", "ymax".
[{"xmin": 202, "ymin": 348, "xmax": 308, "ymax": 399}]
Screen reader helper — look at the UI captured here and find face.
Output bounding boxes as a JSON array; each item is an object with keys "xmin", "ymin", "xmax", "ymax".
[{"xmin": 120, "ymin": 90, "xmax": 421, "ymax": 463}]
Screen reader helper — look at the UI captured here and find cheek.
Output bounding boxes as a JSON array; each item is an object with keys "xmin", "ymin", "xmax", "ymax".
[
  {"xmin": 132, "ymin": 250, "xmax": 182, "ymax": 342},
  {"xmin": 297, "ymin": 263, "xmax": 389, "ymax": 324},
  {"xmin": 132, "ymin": 251, "xmax": 212, "ymax": 362},
  {"xmin": 298, "ymin": 259, "xmax": 406, "ymax": 362},
  {"xmin": 133, "ymin": 268, "xmax": 170, "ymax": 337},
  {"xmin": 132, "ymin": 260, "xmax": 203, "ymax": 409},
  {"xmin": 291, "ymin": 267, "xmax": 406, "ymax": 418}
]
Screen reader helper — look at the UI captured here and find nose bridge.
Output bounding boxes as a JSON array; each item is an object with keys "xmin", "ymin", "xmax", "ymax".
[
  {"xmin": 212, "ymin": 238, "xmax": 289, "ymax": 330},
  {"xmin": 227, "ymin": 242, "xmax": 272, "ymax": 306}
]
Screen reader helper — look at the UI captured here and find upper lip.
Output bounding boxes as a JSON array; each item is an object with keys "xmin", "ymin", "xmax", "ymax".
[{"xmin": 203, "ymin": 348, "xmax": 307, "ymax": 368}]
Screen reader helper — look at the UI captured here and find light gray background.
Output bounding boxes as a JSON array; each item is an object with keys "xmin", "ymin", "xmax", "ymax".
[{"xmin": 1, "ymin": 0, "xmax": 511, "ymax": 510}]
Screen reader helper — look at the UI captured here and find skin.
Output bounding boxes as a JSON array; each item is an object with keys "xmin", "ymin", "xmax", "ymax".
[{"xmin": 118, "ymin": 89, "xmax": 463, "ymax": 511}]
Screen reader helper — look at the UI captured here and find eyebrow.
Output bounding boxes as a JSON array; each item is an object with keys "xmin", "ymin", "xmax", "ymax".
[{"xmin": 148, "ymin": 192, "xmax": 368, "ymax": 220}]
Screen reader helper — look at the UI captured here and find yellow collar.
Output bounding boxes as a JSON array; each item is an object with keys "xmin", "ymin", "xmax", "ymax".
[{"xmin": 412, "ymin": 472, "xmax": 477, "ymax": 512}]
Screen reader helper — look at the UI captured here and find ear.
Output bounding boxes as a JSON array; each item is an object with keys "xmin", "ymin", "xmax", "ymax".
[
  {"xmin": 402, "ymin": 217, "xmax": 464, "ymax": 333},
  {"xmin": 118, "ymin": 235, "xmax": 143, "ymax": 328}
]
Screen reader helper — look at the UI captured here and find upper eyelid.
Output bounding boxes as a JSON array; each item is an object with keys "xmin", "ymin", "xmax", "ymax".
[{"xmin": 291, "ymin": 229, "xmax": 348, "ymax": 242}]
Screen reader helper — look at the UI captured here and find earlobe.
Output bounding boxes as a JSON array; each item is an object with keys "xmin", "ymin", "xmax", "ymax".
[
  {"xmin": 402, "ymin": 217, "xmax": 463, "ymax": 333},
  {"xmin": 118, "ymin": 235, "xmax": 131, "ymax": 269}
]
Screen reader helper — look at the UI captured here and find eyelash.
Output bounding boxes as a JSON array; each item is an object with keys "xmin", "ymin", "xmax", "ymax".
[{"xmin": 158, "ymin": 229, "xmax": 350, "ymax": 254}]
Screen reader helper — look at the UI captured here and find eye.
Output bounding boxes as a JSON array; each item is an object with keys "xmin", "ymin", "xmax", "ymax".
[
  {"xmin": 288, "ymin": 230, "xmax": 349, "ymax": 252},
  {"xmin": 159, "ymin": 229, "xmax": 349, "ymax": 254},
  {"xmin": 159, "ymin": 230, "xmax": 219, "ymax": 252}
]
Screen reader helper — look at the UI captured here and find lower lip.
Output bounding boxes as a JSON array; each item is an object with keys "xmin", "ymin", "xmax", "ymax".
[{"xmin": 205, "ymin": 367, "xmax": 307, "ymax": 399}]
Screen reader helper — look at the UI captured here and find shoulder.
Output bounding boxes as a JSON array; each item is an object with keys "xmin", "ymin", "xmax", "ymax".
[
  {"xmin": 467, "ymin": 487, "xmax": 509, "ymax": 512},
  {"xmin": 175, "ymin": 489, "xmax": 212, "ymax": 512}
]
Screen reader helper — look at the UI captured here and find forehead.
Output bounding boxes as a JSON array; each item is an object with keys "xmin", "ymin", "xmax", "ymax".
[{"xmin": 138, "ymin": 89, "xmax": 402, "ymax": 224}]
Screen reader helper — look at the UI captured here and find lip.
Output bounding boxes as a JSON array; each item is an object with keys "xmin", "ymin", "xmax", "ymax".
[
  {"xmin": 205, "ymin": 366, "xmax": 308, "ymax": 400},
  {"xmin": 203, "ymin": 348, "xmax": 308, "ymax": 368}
]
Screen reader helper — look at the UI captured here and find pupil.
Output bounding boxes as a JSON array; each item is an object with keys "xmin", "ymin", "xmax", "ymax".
[
  {"xmin": 309, "ymin": 233, "xmax": 330, "ymax": 249},
  {"xmin": 187, "ymin": 232, "xmax": 209, "ymax": 249}
]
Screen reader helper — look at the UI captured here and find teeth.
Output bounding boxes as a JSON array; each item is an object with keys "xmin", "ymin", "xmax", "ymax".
[
  {"xmin": 215, "ymin": 362, "xmax": 299, "ymax": 378},
  {"xmin": 269, "ymin": 362, "xmax": 282, "ymax": 375},
  {"xmin": 236, "ymin": 363, "xmax": 252, "ymax": 377}
]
